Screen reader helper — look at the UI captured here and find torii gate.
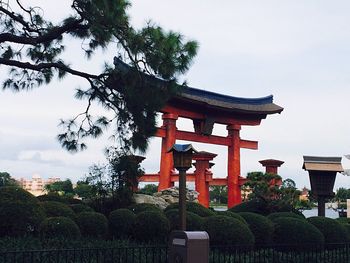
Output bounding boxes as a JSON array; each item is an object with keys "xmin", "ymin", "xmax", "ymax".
[{"xmin": 140, "ymin": 86, "xmax": 283, "ymax": 208}]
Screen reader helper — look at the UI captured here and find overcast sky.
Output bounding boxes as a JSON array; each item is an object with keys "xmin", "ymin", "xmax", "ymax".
[{"xmin": 1, "ymin": 0, "xmax": 350, "ymax": 190}]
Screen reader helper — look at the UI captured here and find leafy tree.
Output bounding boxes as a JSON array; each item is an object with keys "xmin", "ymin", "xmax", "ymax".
[
  {"xmin": 44, "ymin": 179, "xmax": 74, "ymax": 197},
  {"xmin": 0, "ymin": 172, "xmax": 18, "ymax": 187},
  {"xmin": 0, "ymin": 0, "xmax": 198, "ymax": 154},
  {"xmin": 209, "ymin": 186, "xmax": 228, "ymax": 204}
]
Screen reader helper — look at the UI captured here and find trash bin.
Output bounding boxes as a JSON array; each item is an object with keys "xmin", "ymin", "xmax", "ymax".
[{"xmin": 168, "ymin": 231, "xmax": 209, "ymax": 263}]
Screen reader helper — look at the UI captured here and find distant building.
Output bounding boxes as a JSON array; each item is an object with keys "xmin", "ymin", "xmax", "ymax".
[{"xmin": 18, "ymin": 174, "xmax": 60, "ymax": 196}]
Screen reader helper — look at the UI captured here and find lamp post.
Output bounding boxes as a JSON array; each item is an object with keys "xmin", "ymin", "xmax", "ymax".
[
  {"xmin": 168, "ymin": 144, "xmax": 197, "ymax": 231},
  {"xmin": 303, "ymin": 156, "xmax": 343, "ymax": 217}
]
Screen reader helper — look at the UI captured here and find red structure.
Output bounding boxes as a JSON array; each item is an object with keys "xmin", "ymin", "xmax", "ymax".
[{"xmin": 140, "ymin": 87, "xmax": 283, "ymax": 208}]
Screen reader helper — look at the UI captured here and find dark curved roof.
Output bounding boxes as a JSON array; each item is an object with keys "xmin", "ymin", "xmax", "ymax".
[{"xmin": 176, "ymin": 86, "xmax": 283, "ymax": 115}]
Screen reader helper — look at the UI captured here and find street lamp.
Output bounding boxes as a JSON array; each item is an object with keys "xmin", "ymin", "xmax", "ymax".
[
  {"xmin": 303, "ymin": 156, "xmax": 343, "ymax": 217},
  {"xmin": 168, "ymin": 144, "xmax": 197, "ymax": 230}
]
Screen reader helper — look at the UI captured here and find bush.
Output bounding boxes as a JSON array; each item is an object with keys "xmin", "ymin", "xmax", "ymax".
[
  {"xmin": 307, "ymin": 216, "xmax": 349, "ymax": 244},
  {"xmin": 165, "ymin": 209, "xmax": 204, "ymax": 231},
  {"xmin": 336, "ymin": 217, "xmax": 350, "ymax": 225},
  {"xmin": 272, "ymin": 217, "xmax": 324, "ymax": 246},
  {"xmin": 267, "ymin": 212, "xmax": 305, "ymax": 222},
  {"xmin": 76, "ymin": 212, "xmax": 108, "ymax": 239},
  {"xmin": 109, "ymin": 209, "xmax": 136, "ymax": 238},
  {"xmin": 40, "ymin": 201, "xmax": 75, "ymax": 221},
  {"xmin": 129, "ymin": 203, "xmax": 162, "ymax": 214},
  {"xmin": 165, "ymin": 202, "xmax": 215, "ymax": 217},
  {"xmin": 229, "ymin": 199, "xmax": 269, "ymax": 215},
  {"xmin": 238, "ymin": 212, "xmax": 274, "ymax": 245},
  {"xmin": 70, "ymin": 204, "xmax": 94, "ymax": 214},
  {"xmin": 37, "ymin": 194, "xmax": 82, "ymax": 204},
  {"xmin": 0, "ymin": 201, "xmax": 45, "ymax": 237},
  {"xmin": 203, "ymin": 215, "xmax": 254, "ymax": 246},
  {"xmin": 0, "ymin": 186, "xmax": 38, "ymax": 203},
  {"xmin": 216, "ymin": 211, "xmax": 247, "ymax": 224},
  {"xmin": 39, "ymin": 217, "xmax": 80, "ymax": 239},
  {"xmin": 133, "ymin": 211, "xmax": 170, "ymax": 242}
]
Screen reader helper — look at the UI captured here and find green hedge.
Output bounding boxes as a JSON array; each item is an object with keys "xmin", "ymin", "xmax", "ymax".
[
  {"xmin": 272, "ymin": 217, "xmax": 324, "ymax": 246},
  {"xmin": 216, "ymin": 211, "xmax": 247, "ymax": 224},
  {"xmin": 109, "ymin": 209, "xmax": 136, "ymax": 238},
  {"xmin": 0, "ymin": 201, "xmax": 45, "ymax": 237},
  {"xmin": 165, "ymin": 209, "xmax": 204, "ymax": 231},
  {"xmin": 76, "ymin": 212, "xmax": 108, "ymax": 239},
  {"xmin": 203, "ymin": 215, "xmax": 255, "ymax": 246},
  {"xmin": 133, "ymin": 211, "xmax": 170, "ymax": 242},
  {"xmin": 39, "ymin": 217, "xmax": 80, "ymax": 240},
  {"xmin": 307, "ymin": 216, "xmax": 349, "ymax": 244},
  {"xmin": 267, "ymin": 212, "xmax": 305, "ymax": 222},
  {"xmin": 238, "ymin": 212, "xmax": 274, "ymax": 245},
  {"xmin": 0, "ymin": 186, "xmax": 38, "ymax": 203},
  {"xmin": 40, "ymin": 201, "xmax": 76, "ymax": 221},
  {"xmin": 165, "ymin": 202, "xmax": 215, "ymax": 217},
  {"xmin": 129, "ymin": 203, "xmax": 162, "ymax": 214},
  {"xmin": 70, "ymin": 204, "xmax": 94, "ymax": 214},
  {"xmin": 229, "ymin": 199, "xmax": 268, "ymax": 215}
]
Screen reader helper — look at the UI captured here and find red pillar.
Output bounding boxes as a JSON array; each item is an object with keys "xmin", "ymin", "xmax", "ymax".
[
  {"xmin": 158, "ymin": 113, "xmax": 178, "ymax": 191},
  {"xmin": 227, "ymin": 124, "xmax": 242, "ymax": 208},
  {"xmin": 193, "ymin": 151, "xmax": 217, "ymax": 208}
]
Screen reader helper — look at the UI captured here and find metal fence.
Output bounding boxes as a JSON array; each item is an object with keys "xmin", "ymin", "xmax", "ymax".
[{"xmin": 1, "ymin": 243, "xmax": 350, "ymax": 263}]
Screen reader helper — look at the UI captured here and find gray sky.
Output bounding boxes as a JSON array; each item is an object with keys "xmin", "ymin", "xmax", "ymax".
[{"xmin": 1, "ymin": 0, "xmax": 350, "ymax": 190}]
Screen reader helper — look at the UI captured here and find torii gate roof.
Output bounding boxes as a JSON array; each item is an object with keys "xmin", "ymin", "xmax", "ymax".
[{"xmin": 173, "ymin": 86, "xmax": 283, "ymax": 115}]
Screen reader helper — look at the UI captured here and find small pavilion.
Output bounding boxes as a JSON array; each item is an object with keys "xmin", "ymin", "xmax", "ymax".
[{"xmin": 140, "ymin": 86, "xmax": 283, "ymax": 208}]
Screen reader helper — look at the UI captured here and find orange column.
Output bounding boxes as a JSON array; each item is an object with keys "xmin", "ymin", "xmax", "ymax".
[
  {"xmin": 158, "ymin": 113, "xmax": 178, "ymax": 191},
  {"xmin": 227, "ymin": 124, "xmax": 242, "ymax": 208},
  {"xmin": 193, "ymin": 151, "xmax": 217, "ymax": 207}
]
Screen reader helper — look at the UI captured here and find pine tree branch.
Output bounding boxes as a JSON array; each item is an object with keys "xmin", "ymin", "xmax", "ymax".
[{"xmin": 0, "ymin": 57, "xmax": 98, "ymax": 80}]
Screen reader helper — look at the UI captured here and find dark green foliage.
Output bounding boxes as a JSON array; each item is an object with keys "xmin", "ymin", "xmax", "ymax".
[
  {"xmin": 238, "ymin": 212, "xmax": 274, "ymax": 245},
  {"xmin": 307, "ymin": 216, "xmax": 349, "ymax": 244},
  {"xmin": 165, "ymin": 202, "xmax": 215, "ymax": 217},
  {"xmin": 203, "ymin": 215, "xmax": 255, "ymax": 246},
  {"xmin": 70, "ymin": 204, "xmax": 94, "ymax": 214},
  {"xmin": 76, "ymin": 212, "xmax": 108, "ymax": 239},
  {"xmin": 164, "ymin": 209, "xmax": 204, "ymax": 231},
  {"xmin": 215, "ymin": 211, "xmax": 247, "ymax": 224},
  {"xmin": 44, "ymin": 179, "xmax": 74, "ymax": 197},
  {"xmin": 37, "ymin": 193, "xmax": 82, "ymax": 204},
  {"xmin": 267, "ymin": 212, "xmax": 305, "ymax": 221},
  {"xmin": 40, "ymin": 201, "xmax": 76, "ymax": 221},
  {"xmin": 0, "ymin": 186, "xmax": 38, "ymax": 204},
  {"xmin": 138, "ymin": 184, "xmax": 158, "ymax": 196},
  {"xmin": 109, "ymin": 209, "xmax": 136, "ymax": 238},
  {"xmin": 0, "ymin": 201, "xmax": 45, "ymax": 237},
  {"xmin": 39, "ymin": 217, "xmax": 80, "ymax": 240},
  {"xmin": 229, "ymin": 199, "xmax": 269, "ymax": 215},
  {"xmin": 272, "ymin": 217, "xmax": 324, "ymax": 246},
  {"xmin": 0, "ymin": 172, "xmax": 18, "ymax": 187},
  {"xmin": 336, "ymin": 217, "xmax": 350, "ymax": 225},
  {"xmin": 132, "ymin": 211, "xmax": 170, "ymax": 242},
  {"xmin": 129, "ymin": 203, "xmax": 162, "ymax": 214}
]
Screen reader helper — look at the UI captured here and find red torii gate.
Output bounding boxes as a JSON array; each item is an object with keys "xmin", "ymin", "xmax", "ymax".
[{"xmin": 140, "ymin": 87, "xmax": 283, "ymax": 208}]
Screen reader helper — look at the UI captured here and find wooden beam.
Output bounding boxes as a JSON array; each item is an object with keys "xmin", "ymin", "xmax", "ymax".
[
  {"xmin": 139, "ymin": 174, "xmax": 159, "ymax": 182},
  {"xmin": 209, "ymin": 178, "xmax": 227, "ymax": 186},
  {"xmin": 240, "ymin": 139, "xmax": 258, "ymax": 150},
  {"xmin": 176, "ymin": 130, "xmax": 231, "ymax": 146},
  {"xmin": 171, "ymin": 174, "xmax": 196, "ymax": 182}
]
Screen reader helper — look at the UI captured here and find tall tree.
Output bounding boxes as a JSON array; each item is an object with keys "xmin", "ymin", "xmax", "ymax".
[
  {"xmin": 0, "ymin": 0, "xmax": 198, "ymax": 153},
  {"xmin": 0, "ymin": 171, "xmax": 18, "ymax": 187}
]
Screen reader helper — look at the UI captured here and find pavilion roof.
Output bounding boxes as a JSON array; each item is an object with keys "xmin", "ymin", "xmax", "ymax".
[{"xmin": 302, "ymin": 156, "xmax": 343, "ymax": 172}]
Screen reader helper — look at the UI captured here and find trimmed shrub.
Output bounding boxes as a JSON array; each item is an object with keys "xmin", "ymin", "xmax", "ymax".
[
  {"xmin": 238, "ymin": 212, "xmax": 274, "ymax": 245},
  {"xmin": 70, "ymin": 204, "xmax": 94, "ymax": 214},
  {"xmin": 229, "ymin": 199, "xmax": 268, "ymax": 215},
  {"xmin": 40, "ymin": 201, "xmax": 75, "ymax": 221},
  {"xmin": 267, "ymin": 212, "xmax": 305, "ymax": 222},
  {"xmin": 336, "ymin": 217, "xmax": 350, "ymax": 225},
  {"xmin": 203, "ymin": 215, "xmax": 255, "ymax": 246},
  {"xmin": 216, "ymin": 211, "xmax": 247, "ymax": 224},
  {"xmin": 109, "ymin": 209, "xmax": 136, "ymax": 238},
  {"xmin": 165, "ymin": 202, "xmax": 215, "ymax": 217},
  {"xmin": 39, "ymin": 217, "xmax": 80, "ymax": 239},
  {"xmin": 37, "ymin": 194, "xmax": 82, "ymax": 205},
  {"xmin": 129, "ymin": 203, "xmax": 162, "ymax": 214},
  {"xmin": 0, "ymin": 201, "xmax": 45, "ymax": 237},
  {"xmin": 76, "ymin": 212, "xmax": 108, "ymax": 239},
  {"xmin": 133, "ymin": 211, "xmax": 170, "ymax": 242},
  {"xmin": 0, "ymin": 186, "xmax": 38, "ymax": 203},
  {"xmin": 307, "ymin": 216, "xmax": 349, "ymax": 244},
  {"xmin": 165, "ymin": 209, "xmax": 204, "ymax": 231},
  {"xmin": 272, "ymin": 217, "xmax": 324, "ymax": 246}
]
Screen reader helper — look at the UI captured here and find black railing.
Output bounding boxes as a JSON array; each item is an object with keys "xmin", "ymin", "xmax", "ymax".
[{"xmin": 1, "ymin": 243, "xmax": 350, "ymax": 263}]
